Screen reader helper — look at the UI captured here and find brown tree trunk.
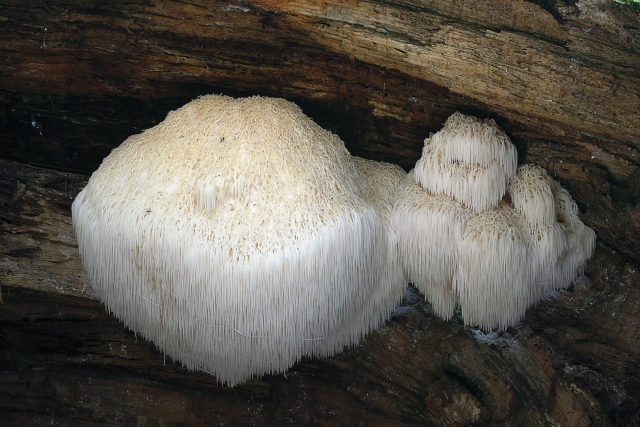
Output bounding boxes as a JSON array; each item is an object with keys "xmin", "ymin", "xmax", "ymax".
[{"xmin": 1, "ymin": 0, "xmax": 639, "ymax": 424}]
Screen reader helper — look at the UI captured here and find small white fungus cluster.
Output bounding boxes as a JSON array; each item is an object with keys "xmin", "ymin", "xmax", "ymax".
[
  {"xmin": 72, "ymin": 95, "xmax": 406, "ymax": 386},
  {"xmin": 393, "ymin": 112, "xmax": 595, "ymax": 330}
]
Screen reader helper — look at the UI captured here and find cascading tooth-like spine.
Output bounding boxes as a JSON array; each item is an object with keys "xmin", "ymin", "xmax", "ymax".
[
  {"xmin": 72, "ymin": 95, "xmax": 407, "ymax": 386},
  {"xmin": 393, "ymin": 112, "xmax": 596, "ymax": 331}
]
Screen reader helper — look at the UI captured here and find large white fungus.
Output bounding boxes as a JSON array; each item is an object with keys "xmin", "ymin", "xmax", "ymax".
[
  {"xmin": 393, "ymin": 112, "xmax": 596, "ymax": 330},
  {"xmin": 72, "ymin": 95, "xmax": 406, "ymax": 386}
]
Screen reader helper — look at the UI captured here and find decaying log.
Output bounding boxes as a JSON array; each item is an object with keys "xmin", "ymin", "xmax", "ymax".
[{"xmin": 1, "ymin": 0, "xmax": 640, "ymax": 424}]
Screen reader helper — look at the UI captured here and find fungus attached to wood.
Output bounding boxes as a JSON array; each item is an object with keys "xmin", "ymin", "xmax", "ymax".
[
  {"xmin": 72, "ymin": 95, "xmax": 406, "ymax": 386},
  {"xmin": 393, "ymin": 112, "xmax": 596, "ymax": 330}
]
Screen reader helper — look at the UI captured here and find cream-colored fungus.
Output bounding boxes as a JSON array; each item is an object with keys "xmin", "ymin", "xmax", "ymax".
[
  {"xmin": 393, "ymin": 112, "xmax": 596, "ymax": 330},
  {"xmin": 413, "ymin": 112, "xmax": 517, "ymax": 213},
  {"xmin": 72, "ymin": 95, "xmax": 406, "ymax": 386}
]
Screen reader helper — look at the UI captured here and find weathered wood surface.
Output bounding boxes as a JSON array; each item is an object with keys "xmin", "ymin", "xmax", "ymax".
[
  {"xmin": 1, "ymin": 0, "xmax": 639, "ymax": 262},
  {"xmin": 1, "ymin": 0, "xmax": 640, "ymax": 424},
  {"xmin": 1, "ymin": 160, "xmax": 639, "ymax": 424}
]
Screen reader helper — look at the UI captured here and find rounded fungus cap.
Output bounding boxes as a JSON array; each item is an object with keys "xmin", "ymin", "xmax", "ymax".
[
  {"xmin": 454, "ymin": 205, "xmax": 533, "ymax": 329},
  {"xmin": 413, "ymin": 112, "xmax": 517, "ymax": 212},
  {"xmin": 509, "ymin": 164, "xmax": 568, "ymax": 292},
  {"xmin": 509, "ymin": 164, "xmax": 557, "ymax": 229},
  {"xmin": 72, "ymin": 95, "xmax": 406, "ymax": 385}
]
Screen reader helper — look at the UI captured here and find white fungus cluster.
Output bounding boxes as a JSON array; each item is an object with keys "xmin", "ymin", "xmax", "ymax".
[
  {"xmin": 73, "ymin": 99, "xmax": 597, "ymax": 385},
  {"xmin": 72, "ymin": 95, "xmax": 406, "ymax": 386},
  {"xmin": 393, "ymin": 112, "xmax": 596, "ymax": 330}
]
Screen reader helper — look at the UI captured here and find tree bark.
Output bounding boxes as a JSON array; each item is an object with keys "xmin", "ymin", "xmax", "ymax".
[{"xmin": 1, "ymin": 0, "xmax": 639, "ymax": 424}]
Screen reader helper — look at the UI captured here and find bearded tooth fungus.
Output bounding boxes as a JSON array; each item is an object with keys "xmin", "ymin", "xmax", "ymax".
[
  {"xmin": 413, "ymin": 112, "xmax": 518, "ymax": 212},
  {"xmin": 392, "ymin": 112, "xmax": 595, "ymax": 330},
  {"xmin": 72, "ymin": 95, "xmax": 406, "ymax": 386}
]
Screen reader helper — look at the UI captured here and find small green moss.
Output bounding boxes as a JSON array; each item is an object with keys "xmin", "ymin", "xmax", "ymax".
[{"xmin": 614, "ymin": 0, "xmax": 640, "ymax": 10}]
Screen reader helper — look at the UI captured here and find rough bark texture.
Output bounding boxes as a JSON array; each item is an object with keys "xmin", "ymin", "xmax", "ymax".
[{"xmin": 1, "ymin": 0, "xmax": 639, "ymax": 425}]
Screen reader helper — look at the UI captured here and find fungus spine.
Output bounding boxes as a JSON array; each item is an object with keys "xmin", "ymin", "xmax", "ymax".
[
  {"xmin": 72, "ymin": 95, "xmax": 406, "ymax": 385},
  {"xmin": 392, "ymin": 112, "xmax": 596, "ymax": 330}
]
